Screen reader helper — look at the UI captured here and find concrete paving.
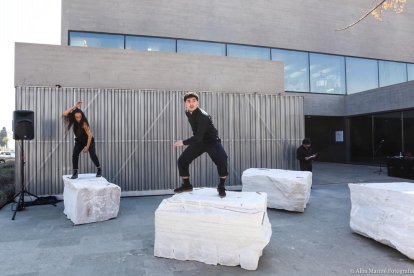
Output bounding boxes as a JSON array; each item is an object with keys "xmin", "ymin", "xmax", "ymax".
[{"xmin": 1, "ymin": 162, "xmax": 413, "ymax": 276}]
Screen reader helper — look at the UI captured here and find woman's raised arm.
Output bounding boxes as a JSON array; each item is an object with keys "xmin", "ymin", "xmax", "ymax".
[{"xmin": 63, "ymin": 101, "xmax": 82, "ymax": 117}]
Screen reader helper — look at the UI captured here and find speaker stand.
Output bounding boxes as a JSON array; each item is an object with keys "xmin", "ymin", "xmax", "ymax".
[
  {"xmin": 11, "ymin": 140, "xmax": 39, "ymax": 220},
  {"xmin": 373, "ymin": 158, "xmax": 383, "ymax": 174},
  {"xmin": 373, "ymin": 140, "xmax": 384, "ymax": 175}
]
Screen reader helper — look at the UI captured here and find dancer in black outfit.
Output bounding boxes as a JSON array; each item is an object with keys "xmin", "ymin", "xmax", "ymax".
[
  {"xmin": 174, "ymin": 92, "xmax": 228, "ymax": 198},
  {"xmin": 63, "ymin": 101, "xmax": 101, "ymax": 179}
]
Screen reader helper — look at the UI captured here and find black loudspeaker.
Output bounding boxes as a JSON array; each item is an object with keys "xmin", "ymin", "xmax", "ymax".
[{"xmin": 13, "ymin": 110, "xmax": 34, "ymax": 140}]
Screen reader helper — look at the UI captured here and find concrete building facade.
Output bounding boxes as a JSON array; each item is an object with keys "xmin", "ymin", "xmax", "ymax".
[
  {"xmin": 58, "ymin": 0, "xmax": 414, "ymax": 163},
  {"xmin": 14, "ymin": 0, "xmax": 414, "ymax": 194},
  {"xmin": 61, "ymin": 0, "xmax": 414, "ymax": 63}
]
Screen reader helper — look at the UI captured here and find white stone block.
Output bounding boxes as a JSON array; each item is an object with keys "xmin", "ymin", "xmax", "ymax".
[
  {"xmin": 154, "ymin": 188, "xmax": 272, "ymax": 270},
  {"xmin": 62, "ymin": 174, "xmax": 121, "ymax": 225},
  {"xmin": 349, "ymin": 182, "xmax": 414, "ymax": 260},
  {"xmin": 242, "ymin": 168, "xmax": 312, "ymax": 212}
]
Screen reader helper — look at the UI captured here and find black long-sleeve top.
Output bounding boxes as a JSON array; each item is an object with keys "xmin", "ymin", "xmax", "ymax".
[
  {"xmin": 296, "ymin": 145, "xmax": 313, "ymax": 163},
  {"xmin": 183, "ymin": 108, "xmax": 219, "ymax": 145}
]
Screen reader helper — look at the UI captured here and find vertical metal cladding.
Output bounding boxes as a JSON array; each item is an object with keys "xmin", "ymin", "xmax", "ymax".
[{"xmin": 15, "ymin": 87, "xmax": 304, "ymax": 195}]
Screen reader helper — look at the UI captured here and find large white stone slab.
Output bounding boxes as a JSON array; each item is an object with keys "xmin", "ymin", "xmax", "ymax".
[
  {"xmin": 62, "ymin": 174, "xmax": 121, "ymax": 225},
  {"xmin": 349, "ymin": 182, "xmax": 414, "ymax": 260},
  {"xmin": 242, "ymin": 168, "xmax": 312, "ymax": 212},
  {"xmin": 154, "ymin": 188, "xmax": 272, "ymax": 270}
]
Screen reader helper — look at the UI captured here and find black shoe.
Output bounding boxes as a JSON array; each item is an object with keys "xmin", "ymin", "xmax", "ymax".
[
  {"xmin": 174, "ymin": 184, "xmax": 193, "ymax": 193},
  {"xmin": 217, "ymin": 186, "xmax": 226, "ymax": 198},
  {"xmin": 96, "ymin": 167, "xmax": 102, "ymax": 177},
  {"xmin": 70, "ymin": 170, "xmax": 78, "ymax": 179}
]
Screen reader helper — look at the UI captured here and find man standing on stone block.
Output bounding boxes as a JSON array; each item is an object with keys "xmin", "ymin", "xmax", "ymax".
[
  {"xmin": 174, "ymin": 92, "xmax": 228, "ymax": 198},
  {"xmin": 296, "ymin": 138, "xmax": 317, "ymax": 172}
]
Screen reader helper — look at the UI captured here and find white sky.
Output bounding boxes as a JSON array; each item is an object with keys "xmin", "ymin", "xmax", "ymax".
[{"xmin": 0, "ymin": 0, "xmax": 61, "ymax": 149}]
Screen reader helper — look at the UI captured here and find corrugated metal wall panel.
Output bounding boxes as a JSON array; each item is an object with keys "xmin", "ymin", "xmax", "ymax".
[{"xmin": 15, "ymin": 87, "xmax": 304, "ymax": 195}]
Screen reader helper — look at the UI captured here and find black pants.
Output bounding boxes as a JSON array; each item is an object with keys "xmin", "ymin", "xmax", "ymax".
[
  {"xmin": 178, "ymin": 141, "xmax": 228, "ymax": 178},
  {"xmin": 299, "ymin": 161, "xmax": 312, "ymax": 172},
  {"xmin": 72, "ymin": 140, "xmax": 100, "ymax": 170}
]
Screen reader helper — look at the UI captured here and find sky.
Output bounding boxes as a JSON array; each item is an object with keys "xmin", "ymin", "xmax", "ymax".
[{"xmin": 0, "ymin": 0, "xmax": 61, "ymax": 149}]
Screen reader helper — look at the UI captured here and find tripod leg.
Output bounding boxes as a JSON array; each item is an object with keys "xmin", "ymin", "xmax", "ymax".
[
  {"xmin": 379, "ymin": 160, "xmax": 382, "ymax": 173},
  {"xmin": 25, "ymin": 191, "xmax": 39, "ymax": 199},
  {"xmin": 12, "ymin": 191, "xmax": 21, "ymax": 201},
  {"xmin": 11, "ymin": 209, "xmax": 17, "ymax": 220},
  {"xmin": 11, "ymin": 192, "xmax": 24, "ymax": 220}
]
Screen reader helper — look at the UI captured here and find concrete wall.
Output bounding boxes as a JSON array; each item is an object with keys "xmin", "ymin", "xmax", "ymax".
[
  {"xmin": 62, "ymin": 0, "xmax": 414, "ymax": 63},
  {"xmin": 15, "ymin": 43, "xmax": 283, "ymax": 93},
  {"xmin": 346, "ymin": 81, "xmax": 414, "ymax": 115},
  {"xmin": 57, "ymin": 0, "xmax": 414, "ymax": 118},
  {"xmin": 15, "ymin": 87, "xmax": 304, "ymax": 195},
  {"xmin": 289, "ymin": 80, "xmax": 414, "ymax": 116},
  {"xmin": 288, "ymin": 93, "xmax": 346, "ymax": 116},
  {"xmin": 15, "ymin": 42, "xmax": 414, "ymax": 116}
]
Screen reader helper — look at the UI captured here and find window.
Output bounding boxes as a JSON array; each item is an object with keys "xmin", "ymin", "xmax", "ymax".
[
  {"xmin": 350, "ymin": 110, "xmax": 414, "ymax": 163},
  {"xmin": 69, "ymin": 32, "xmax": 124, "ymax": 49},
  {"xmin": 403, "ymin": 110, "xmax": 414, "ymax": 155},
  {"xmin": 379, "ymin": 60, "xmax": 407, "ymax": 87},
  {"xmin": 126, "ymin": 36, "xmax": 176, "ymax": 52},
  {"xmin": 68, "ymin": 31, "xmax": 412, "ymax": 90},
  {"xmin": 407, "ymin": 64, "xmax": 414, "ymax": 81},
  {"xmin": 373, "ymin": 112, "xmax": 402, "ymax": 157},
  {"xmin": 346, "ymin": 57, "xmax": 379, "ymax": 94},
  {"xmin": 350, "ymin": 115, "xmax": 373, "ymax": 163},
  {"xmin": 177, "ymin": 40, "xmax": 225, "ymax": 56},
  {"xmin": 227, "ymin": 44, "xmax": 270, "ymax": 60},
  {"xmin": 310, "ymin": 53, "xmax": 345, "ymax": 94},
  {"xmin": 272, "ymin": 49, "xmax": 309, "ymax": 92}
]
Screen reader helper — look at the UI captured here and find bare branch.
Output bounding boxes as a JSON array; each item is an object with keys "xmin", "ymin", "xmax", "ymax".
[{"xmin": 335, "ymin": 0, "xmax": 387, "ymax": 31}]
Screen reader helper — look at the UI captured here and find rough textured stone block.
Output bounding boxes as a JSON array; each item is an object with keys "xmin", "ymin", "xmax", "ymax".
[
  {"xmin": 242, "ymin": 168, "xmax": 312, "ymax": 212},
  {"xmin": 62, "ymin": 174, "xmax": 121, "ymax": 225},
  {"xmin": 154, "ymin": 188, "xmax": 272, "ymax": 270},
  {"xmin": 349, "ymin": 182, "xmax": 414, "ymax": 260}
]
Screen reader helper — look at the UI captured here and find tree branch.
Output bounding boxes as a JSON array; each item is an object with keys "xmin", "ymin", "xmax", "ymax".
[{"xmin": 335, "ymin": 0, "xmax": 387, "ymax": 31}]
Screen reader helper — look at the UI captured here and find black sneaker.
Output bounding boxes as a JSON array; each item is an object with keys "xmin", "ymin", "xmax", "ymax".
[
  {"xmin": 70, "ymin": 170, "xmax": 78, "ymax": 179},
  {"xmin": 217, "ymin": 186, "xmax": 226, "ymax": 198},
  {"xmin": 96, "ymin": 167, "xmax": 102, "ymax": 177},
  {"xmin": 174, "ymin": 184, "xmax": 193, "ymax": 193}
]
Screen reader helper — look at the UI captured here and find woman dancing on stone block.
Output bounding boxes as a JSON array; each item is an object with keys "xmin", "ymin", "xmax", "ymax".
[{"xmin": 63, "ymin": 101, "xmax": 101, "ymax": 179}]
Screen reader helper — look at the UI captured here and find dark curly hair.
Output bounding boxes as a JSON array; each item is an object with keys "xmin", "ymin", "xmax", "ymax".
[{"xmin": 63, "ymin": 108, "xmax": 90, "ymax": 137}]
